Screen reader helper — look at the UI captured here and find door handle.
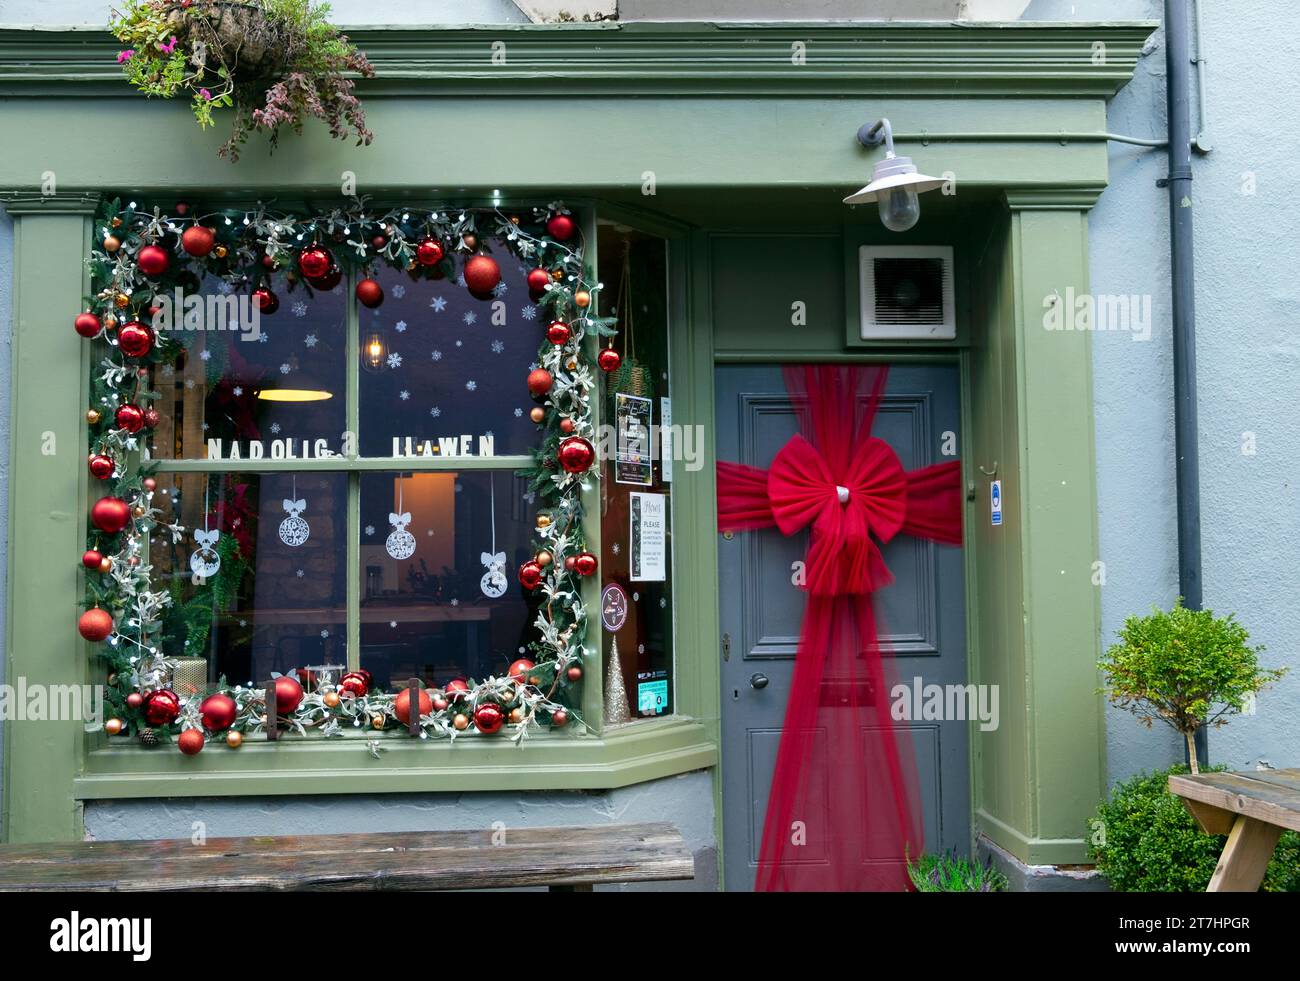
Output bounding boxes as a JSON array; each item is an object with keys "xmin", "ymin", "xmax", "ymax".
[{"xmin": 749, "ymin": 673, "xmax": 769, "ymax": 690}]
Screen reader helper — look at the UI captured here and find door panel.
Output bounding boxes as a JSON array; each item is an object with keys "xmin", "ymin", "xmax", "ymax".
[{"xmin": 717, "ymin": 362, "xmax": 969, "ymax": 891}]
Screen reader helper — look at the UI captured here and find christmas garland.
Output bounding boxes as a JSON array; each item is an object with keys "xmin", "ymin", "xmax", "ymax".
[{"xmin": 76, "ymin": 196, "xmax": 620, "ymax": 754}]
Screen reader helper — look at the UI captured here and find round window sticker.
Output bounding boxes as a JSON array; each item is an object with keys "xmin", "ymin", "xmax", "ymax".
[{"xmin": 601, "ymin": 583, "xmax": 629, "ymax": 632}]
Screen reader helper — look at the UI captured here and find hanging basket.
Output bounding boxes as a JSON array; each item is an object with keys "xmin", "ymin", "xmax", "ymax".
[
  {"xmin": 163, "ymin": 1, "xmax": 289, "ymax": 79},
  {"xmin": 608, "ymin": 247, "xmax": 654, "ymax": 401}
]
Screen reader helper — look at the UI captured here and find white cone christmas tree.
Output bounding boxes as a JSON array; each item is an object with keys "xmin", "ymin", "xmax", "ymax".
[{"xmin": 604, "ymin": 637, "xmax": 632, "ymax": 726}]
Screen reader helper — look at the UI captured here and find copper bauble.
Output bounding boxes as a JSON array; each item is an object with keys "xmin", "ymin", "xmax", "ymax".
[
  {"xmin": 199, "ymin": 693, "xmax": 238, "ymax": 731},
  {"xmin": 136, "ymin": 244, "xmax": 170, "ymax": 277},
  {"xmin": 226, "ymin": 730, "xmax": 243, "ymax": 749},
  {"xmin": 529, "ymin": 406, "xmax": 546, "ymax": 424},
  {"xmin": 87, "ymin": 408, "xmax": 103, "ymax": 424},
  {"xmin": 557, "ymin": 436, "xmax": 596, "ymax": 473},
  {"xmin": 103, "ymin": 235, "xmax": 121, "ymax": 253},
  {"xmin": 117, "ymin": 321, "xmax": 156, "ymax": 358},
  {"xmin": 574, "ymin": 290, "xmax": 591, "ymax": 308},
  {"xmin": 78, "ymin": 607, "xmax": 113, "ymax": 642},
  {"xmin": 323, "ymin": 691, "xmax": 341, "ymax": 708},
  {"xmin": 143, "ymin": 688, "xmax": 181, "ymax": 726},
  {"xmin": 99, "ymin": 556, "xmax": 113, "ymax": 573},
  {"xmin": 559, "ymin": 418, "xmax": 576, "ymax": 433},
  {"xmin": 75, "ymin": 312, "xmax": 102, "ymax": 339},
  {"xmin": 104, "ymin": 718, "xmax": 124, "ymax": 736},
  {"xmin": 126, "ymin": 691, "xmax": 144, "ymax": 709},
  {"xmin": 452, "ymin": 713, "xmax": 470, "ymax": 731},
  {"xmin": 535, "ymin": 550, "xmax": 553, "ymax": 567},
  {"xmin": 463, "ymin": 254, "xmax": 501, "ymax": 294}
]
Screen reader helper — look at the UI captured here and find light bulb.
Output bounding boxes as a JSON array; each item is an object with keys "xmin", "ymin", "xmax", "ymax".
[
  {"xmin": 364, "ymin": 332, "xmax": 386, "ymax": 371},
  {"xmin": 878, "ymin": 186, "xmax": 920, "ymax": 232}
]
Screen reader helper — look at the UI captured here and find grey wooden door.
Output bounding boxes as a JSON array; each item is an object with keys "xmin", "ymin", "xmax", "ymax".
[{"xmin": 716, "ymin": 363, "xmax": 969, "ymax": 891}]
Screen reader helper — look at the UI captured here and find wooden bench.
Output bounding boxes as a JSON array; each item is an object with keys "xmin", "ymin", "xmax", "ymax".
[
  {"xmin": 1168, "ymin": 768, "xmax": 1300, "ymax": 892},
  {"xmin": 0, "ymin": 821, "xmax": 694, "ymax": 892}
]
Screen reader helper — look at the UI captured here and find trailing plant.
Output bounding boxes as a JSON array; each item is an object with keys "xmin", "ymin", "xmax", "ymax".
[
  {"xmin": 110, "ymin": 0, "xmax": 374, "ymax": 160},
  {"xmin": 1089, "ymin": 765, "xmax": 1300, "ymax": 892},
  {"xmin": 1098, "ymin": 600, "xmax": 1286, "ymax": 773},
  {"xmin": 906, "ymin": 850, "xmax": 1008, "ymax": 892}
]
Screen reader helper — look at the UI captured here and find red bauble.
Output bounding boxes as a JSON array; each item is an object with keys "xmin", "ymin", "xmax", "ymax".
[
  {"xmin": 261, "ymin": 254, "xmax": 276, "ymax": 269},
  {"xmin": 564, "ymin": 555, "xmax": 577, "ymax": 571},
  {"xmin": 559, "ymin": 417, "xmax": 576, "ymax": 433},
  {"xmin": 199, "ymin": 693, "xmax": 238, "ymax": 731},
  {"xmin": 77, "ymin": 607, "xmax": 114, "ymax": 642},
  {"xmin": 88, "ymin": 454, "xmax": 115, "ymax": 480},
  {"xmin": 178, "ymin": 728, "xmax": 205, "ymax": 755},
  {"xmin": 142, "ymin": 407, "xmax": 161, "ymax": 429},
  {"xmin": 527, "ymin": 268, "xmax": 551, "ymax": 292},
  {"xmin": 415, "ymin": 237, "xmax": 446, "ymax": 266},
  {"xmin": 355, "ymin": 278, "xmax": 384, "ymax": 308},
  {"xmin": 136, "ymin": 244, "xmax": 170, "ymax": 277},
  {"xmin": 339, "ymin": 669, "xmax": 372, "ymax": 698},
  {"xmin": 518, "ymin": 560, "xmax": 544, "ymax": 590},
  {"xmin": 567, "ymin": 665, "xmax": 583, "ymax": 682},
  {"xmin": 557, "ymin": 436, "xmax": 596, "ymax": 473},
  {"xmin": 143, "ymin": 688, "xmax": 181, "ymax": 726},
  {"xmin": 473, "ymin": 703, "xmax": 505, "ymax": 735},
  {"xmin": 310, "ymin": 264, "xmax": 342, "ymax": 291},
  {"xmin": 115, "ymin": 403, "xmax": 145, "ymax": 434},
  {"xmin": 126, "ymin": 691, "xmax": 144, "ymax": 709},
  {"xmin": 117, "ymin": 321, "xmax": 156, "ymax": 358},
  {"xmin": 527, "ymin": 368, "xmax": 554, "ymax": 396},
  {"xmin": 252, "ymin": 287, "xmax": 279, "ymax": 315},
  {"xmin": 91, "ymin": 496, "xmax": 131, "ymax": 534},
  {"xmin": 82, "ymin": 549, "xmax": 103, "ymax": 570},
  {"xmin": 181, "ymin": 225, "xmax": 216, "ymax": 257},
  {"xmin": 508, "ymin": 658, "xmax": 536, "ymax": 682},
  {"xmin": 298, "ymin": 247, "xmax": 332, "ymax": 279},
  {"xmin": 574, "ymin": 551, "xmax": 599, "ymax": 576},
  {"xmin": 273, "ymin": 675, "xmax": 304, "ymax": 715},
  {"xmin": 546, "ymin": 322, "xmax": 571, "ymax": 346},
  {"xmin": 547, "ymin": 214, "xmax": 576, "ymax": 241},
  {"xmin": 464, "ymin": 255, "xmax": 501, "ymax": 294},
  {"xmin": 74, "ymin": 312, "xmax": 102, "ymax": 339},
  {"xmin": 394, "ymin": 687, "xmax": 434, "ymax": 725},
  {"xmin": 372, "ymin": 234, "xmax": 387, "ymax": 249},
  {"xmin": 597, "ymin": 347, "xmax": 622, "ymax": 373},
  {"xmin": 551, "ymin": 708, "xmax": 569, "ymax": 728},
  {"xmin": 445, "ymin": 678, "xmax": 471, "ymax": 700}
]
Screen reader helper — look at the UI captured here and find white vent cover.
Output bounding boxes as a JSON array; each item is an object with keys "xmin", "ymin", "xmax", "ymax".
[{"xmin": 858, "ymin": 245, "xmax": 955, "ymax": 340}]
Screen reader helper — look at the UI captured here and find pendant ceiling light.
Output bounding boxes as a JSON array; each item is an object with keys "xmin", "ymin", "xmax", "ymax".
[{"xmin": 844, "ymin": 118, "xmax": 944, "ymax": 232}]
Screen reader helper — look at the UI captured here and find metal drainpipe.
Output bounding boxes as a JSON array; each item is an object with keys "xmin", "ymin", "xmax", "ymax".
[{"xmin": 1164, "ymin": 0, "xmax": 1208, "ymax": 766}]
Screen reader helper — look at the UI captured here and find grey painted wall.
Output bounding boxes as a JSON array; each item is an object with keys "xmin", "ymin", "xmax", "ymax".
[
  {"xmin": 84, "ymin": 770, "xmax": 718, "ymax": 890},
  {"xmin": 1023, "ymin": 0, "xmax": 1300, "ymax": 783}
]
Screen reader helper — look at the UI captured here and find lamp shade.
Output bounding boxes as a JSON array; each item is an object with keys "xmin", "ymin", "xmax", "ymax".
[{"xmin": 843, "ymin": 154, "xmax": 944, "ymax": 204}]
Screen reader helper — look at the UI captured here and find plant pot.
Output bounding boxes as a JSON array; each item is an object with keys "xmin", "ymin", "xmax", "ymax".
[{"xmin": 165, "ymin": 1, "xmax": 285, "ymax": 78}]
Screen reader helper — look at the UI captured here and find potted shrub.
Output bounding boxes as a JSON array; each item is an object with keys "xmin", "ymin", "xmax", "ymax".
[
  {"xmin": 110, "ymin": 0, "xmax": 374, "ymax": 160},
  {"xmin": 1097, "ymin": 600, "xmax": 1286, "ymax": 773}
]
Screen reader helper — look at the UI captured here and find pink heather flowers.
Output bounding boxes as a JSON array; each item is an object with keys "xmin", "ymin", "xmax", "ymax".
[
  {"xmin": 117, "ymin": 50, "xmax": 134, "ymax": 64},
  {"xmin": 160, "ymin": 36, "xmax": 178, "ymax": 55},
  {"xmin": 199, "ymin": 88, "xmax": 213, "ymax": 101}
]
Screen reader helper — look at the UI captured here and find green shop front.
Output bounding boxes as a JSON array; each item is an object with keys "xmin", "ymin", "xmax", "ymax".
[{"xmin": 0, "ymin": 21, "xmax": 1154, "ymax": 889}]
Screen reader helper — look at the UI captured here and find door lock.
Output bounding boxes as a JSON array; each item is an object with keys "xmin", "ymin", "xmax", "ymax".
[
  {"xmin": 721, "ymin": 632, "xmax": 731, "ymax": 661},
  {"xmin": 749, "ymin": 673, "xmax": 769, "ymax": 689}
]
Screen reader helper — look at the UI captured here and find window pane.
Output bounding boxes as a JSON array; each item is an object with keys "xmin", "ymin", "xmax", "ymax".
[
  {"xmin": 596, "ymin": 224, "xmax": 675, "ymax": 721},
  {"xmin": 358, "ymin": 470, "xmax": 540, "ymax": 693},
  {"xmin": 357, "ymin": 249, "xmax": 541, "ymax": 457},
  {"xmin": 151, "ymin": 471, "xmax": 348, "ymax": 687},
  {"xmin": 150, "ymin": 271, "xmax": 347, "ymax": 460}
]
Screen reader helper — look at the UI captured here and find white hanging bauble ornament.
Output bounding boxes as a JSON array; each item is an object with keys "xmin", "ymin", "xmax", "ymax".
[
  {"xmin": 279, "ymin": 497, "xmax": 310, "ymax": 547},
  {"xmin": 480, "ymin": 551, "xmax": 507, "ymax": 598},
  {"xmin": 386, "ymin": 511, "xmax": 416, "ymax": 560},
  {"xmin": 189, "ymin": 528, "xmax": 222, "ymax": 578}
]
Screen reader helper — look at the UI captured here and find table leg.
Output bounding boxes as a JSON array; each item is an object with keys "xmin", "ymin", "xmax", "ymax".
[{"xmin": 1207, "ymin": 815, "xmax": 1282, "ymax": 892}]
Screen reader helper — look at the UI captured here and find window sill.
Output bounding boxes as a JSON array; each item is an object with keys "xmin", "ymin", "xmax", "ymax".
[{"xmin": 74, "ymin": 717, "xmax": 717, "ymax": 800}]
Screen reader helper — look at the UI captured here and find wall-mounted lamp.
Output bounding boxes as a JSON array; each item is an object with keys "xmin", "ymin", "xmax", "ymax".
[
  {"xmin": 363, "ymin": 329, "xmax": 388, "ymax": 372},
  {"xmin": 844, "ymin": 118, "xmax": 944, "ymax": 232}
]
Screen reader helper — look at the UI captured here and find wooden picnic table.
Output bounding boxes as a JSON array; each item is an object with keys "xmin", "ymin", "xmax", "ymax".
[
  {"xmin": 0, "ymin": 822, "xmax": 693, "ymax": 892},
  {"xmin": 1168, "ymin": 768, "xmax": 1300, "ymax": 892}
]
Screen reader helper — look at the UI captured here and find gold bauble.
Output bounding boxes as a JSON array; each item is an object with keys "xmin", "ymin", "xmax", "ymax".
[
  {"xmin": 509, "ymin": 707, "xmax": 525, "ymax": 724},
  {"xmin": 213, "ymin": 245, "xmax": 228, "ymax": 258},
  {"xmin": 87, "ymin": 409, "xmax": 102, "ymax": 424},
  {"xmin": 529, "ymin": 407, "xmax": 546, "ymax": 424},
  {"xmin": 103, "ymin": 235, "xmax": 121, "ymax": 252},
  {"xmin": 453, "ymin": 713, "xmax": 470, "ymax": 731},
  {"xmin": 565, "ymin": 358, "xmax": 579, "ymax": 371},
  {"xmin": 536, "ymin": 550, "xmax": 553, "ymax": 567},
  {"xmin": 226, "ymin": 730, "xmax": 243, "ymax": 749},
  {"xmin": 99, "ymin": 557, "xmax": 112, "ymax": 573},
  {"xmin": 323, "ymin": 691, "xmax": 341, "ymax": 708},
  {"xmin": 132, "ymin": 505, "xmax": 146, "ymax": 518},
  {"xmin": 574, "ymin": 290, "xmax": 591, "ymax": 308},
  {"xmin": 104, "ymin": 718, "xmax": 124, "ymax": 736},
  {"xmin": 536, "ymin": 514, "xmax": 552, "ymax": 528},
  {"xmin": 372, "ymin": 715, "xmax": 386, "ymax": 730},
  {"xmin": 110, "ymin": 217, "xmax": 123, "ymax": 229},
  {"xmin": 551, "ymin": 268, "xmax": 564, "ymax": 282},
  {"xmin": 114, "ymin": 293, "xmax": 129, "ymax": 309}
]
